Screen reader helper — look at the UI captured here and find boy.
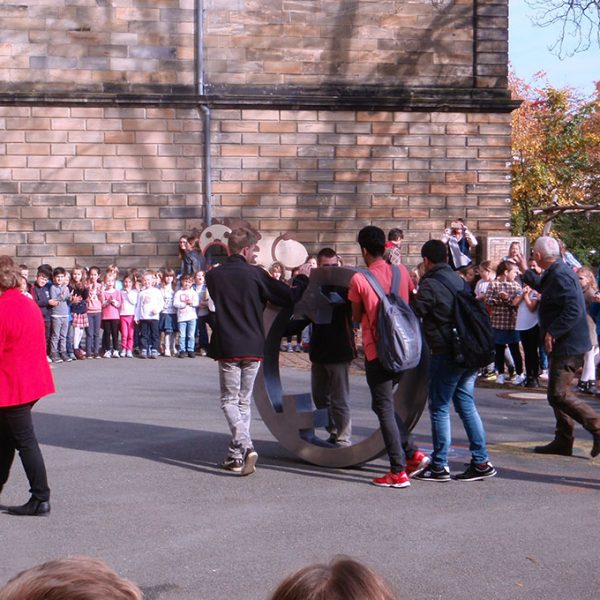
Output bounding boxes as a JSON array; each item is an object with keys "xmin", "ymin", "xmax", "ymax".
[
  {"xmin": 173, "ymin": 274, "xmax": 200, "ymax": 357},
  {"xmin": 49, "ymin": 267, "xmax": 71, "ymax": 363},
  {"xmin": 32, "ymin": 265, "xmax": 54, "ymax": 359},
  {"xmin": 134, "ymin": 270, "xmax": 164, "ymax": 359}
]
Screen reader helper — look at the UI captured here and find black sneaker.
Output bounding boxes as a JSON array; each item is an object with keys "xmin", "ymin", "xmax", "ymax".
[
  {"xmin": 413, "ymin": 465, "xmax": 451, "ymax": 482},
  {"xmin": 241, "ymin": 447, "xmax": 258, "ymax": 476},
  {"xmin": 221, "ymin": 457, "xmax": 243, "ymax": 473},
  {"xmin": 455, "ymin": 461, "xmax": 497, "ymax": 481}
]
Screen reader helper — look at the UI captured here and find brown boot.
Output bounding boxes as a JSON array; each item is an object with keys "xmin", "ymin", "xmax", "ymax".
[{"xmin": 533, "ymin": 440, "xmax": 573, "ymax": 456}]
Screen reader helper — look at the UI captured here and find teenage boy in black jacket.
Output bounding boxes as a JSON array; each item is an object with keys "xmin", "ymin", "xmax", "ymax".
[{"xmin": 206, "ymin": 227, "xmax": 310, "ymax": 476}]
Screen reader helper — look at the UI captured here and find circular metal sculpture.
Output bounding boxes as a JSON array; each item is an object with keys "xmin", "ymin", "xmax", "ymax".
[{"xmin": 253, "ymin": 267, "xmax": 429, "ymax": 468}]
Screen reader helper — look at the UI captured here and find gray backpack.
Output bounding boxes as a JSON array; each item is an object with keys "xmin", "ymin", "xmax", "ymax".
[{"xmin": 362, "ymin": 265, "xmax": 422, "ymax": 372}]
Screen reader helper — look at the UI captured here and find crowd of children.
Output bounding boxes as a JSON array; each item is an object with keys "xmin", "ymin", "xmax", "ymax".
[{"xmin": 22, "ymin": 263, "xmax": 212, "ymax": 363}]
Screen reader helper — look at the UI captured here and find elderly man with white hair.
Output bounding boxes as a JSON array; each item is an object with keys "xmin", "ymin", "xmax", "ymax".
[{"xmin": 521, "ymin": 236, "xmax": 600, "ymax": 457}]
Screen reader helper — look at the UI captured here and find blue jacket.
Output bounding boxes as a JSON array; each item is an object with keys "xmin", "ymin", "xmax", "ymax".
[{"xmin": 523, "ymin": 260, "xmax": 591, "ymax": 357}]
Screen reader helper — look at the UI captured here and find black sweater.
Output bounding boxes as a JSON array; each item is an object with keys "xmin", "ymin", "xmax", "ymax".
[{"xmin": 206, "ymin": 255, "xmax": 308, "ymax": 359}]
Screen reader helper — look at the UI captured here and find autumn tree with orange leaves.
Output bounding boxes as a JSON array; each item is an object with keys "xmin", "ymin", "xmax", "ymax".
[{"xmin": 511, "ymin": 75, "xmax": 600, "ymax": 265}]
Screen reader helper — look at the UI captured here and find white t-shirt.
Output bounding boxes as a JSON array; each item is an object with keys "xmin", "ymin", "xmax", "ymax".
[{"xmin": 515, "ymin": 290, "xmax": 539, "ymax": 331}]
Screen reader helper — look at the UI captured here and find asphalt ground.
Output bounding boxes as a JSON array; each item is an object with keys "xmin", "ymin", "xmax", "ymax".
[{"xmin": 1, "ymin": 353, "xmax": 599, "ymax": 600}]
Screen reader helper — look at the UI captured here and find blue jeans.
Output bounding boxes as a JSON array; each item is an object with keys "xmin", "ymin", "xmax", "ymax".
[
  {"xmin": 428, "ymin": 354, "xmax": 489, "ymax": 468},
  {"xmin": 178, "ymin": 319, "xmax": 197, "ymax": 352}
]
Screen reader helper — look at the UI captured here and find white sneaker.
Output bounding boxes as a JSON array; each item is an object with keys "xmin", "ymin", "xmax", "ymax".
[
  {"xmin": 112, "ymin": 350, "xmax": 120, "ymax": 358},
  {"xmin": 513, "ymin": 374, "xmax": 526, "ymax": 385},
  {"xmin": 103, "ymin": 351, "xmax": 112, "ymax": 358},
  {"xmin": 119, "ymin": 349, "xmax": 126, "ymax": 358},
  {"xmin": 539, "ymin": 369, "xmax": 549, "ymax": 380},
  {"xmin": 126, "ymin": 351, "xmax": 133, "ymax": 358},
  {"xmin": 164, "ymin": 348, "xmax": 171, "ymax": 357},
  {"xmin": 496, "ymin": 374, "xmax": 505, "ymax": 385}
]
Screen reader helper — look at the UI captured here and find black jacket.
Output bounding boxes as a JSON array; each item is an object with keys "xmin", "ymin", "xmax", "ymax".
[
  {"xmin": 206, "ymin": 255, "xmax": 308, "ymax": 359},
  {"xmin": 32, "ymin": 283, "xmax": 52, "ymax": 320},
  {"xmin": 522, "ymin": 260, "xmax": 591, "ymax": 357},
  {"xmin": 413, "ymin": 263, "xmax": 465, "ymax": 354}
]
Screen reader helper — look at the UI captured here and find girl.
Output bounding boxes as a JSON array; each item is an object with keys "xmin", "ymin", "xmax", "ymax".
[
  {"xmin": 85, "ymin": 266, "xmax": 103, "ymax": 359},
  {"xmin": 159, "ymin": 267, "xmax": 177, "ymax": 356},
  {"xmin": 134, "ymin": 270, "xmax": 164, "ymax": 359},
  {"xmin": 119, "ymin": 273, "xmax": 138, "ymax": 358},
  {"xmin": 69, "ymin": 266, "xmax": 88, "ymax": 360},
  {"xmin": 485, "ymin": 260, "xmax": 525, "ymax": 385},
  {"xmin": 179, "ymin": 234, "xmax": 206, "ymax": 278},
  {"xmin": 101, "ymin": 270, "xmax": 121, "ymax": 358},
  {"xmin": 174, "ymin": 274, "xmax": 199, "ymax": 357},
  {"xmin": 474, "ymin": 261, "xmax": 496, "ymax": 379},
  {"xmin": 577, "ymin": 267, "xmax": 599, "ymax": 394},
  {"xmin": 515, "ymin": 282, "xmax": 541, "ymax": 388}
]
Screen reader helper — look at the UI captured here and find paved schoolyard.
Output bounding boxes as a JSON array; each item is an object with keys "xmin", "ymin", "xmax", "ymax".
[{"xmin": 1, "ymin": 356, "xmax": 599, "ymax": 599}]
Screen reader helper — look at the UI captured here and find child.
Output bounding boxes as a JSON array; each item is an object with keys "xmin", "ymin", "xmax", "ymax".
[
  {"xmin": 485, "ymin": 260, "xmax": 525, "ymax": 385},
  {"xmin": 86, "ymin": 266, "xmax": 103, "ymax": 359},
  {"xmin": 19, "ymin": 275, "xmax": 32, "ymax": 299},
  {"xmin": 134, "ymin": 270, "xmax": 164, "ymax": 359},
  {"xmin": 49, "ymin": 267, "xmax": 72, "ymax": 363},
  {"xmin": 101, "ymin": 270, "xmax": 121, "ymax": 358},
  {"xmin": 69, "ymin": 266, "xmax": 89, "ymax": 360},
  {"xmin": 193, "ymin": 270, "xmax": 212, "ymax": 356},
  {"xmin": 173, "ymin": 274, "xmax": 199, "ymax": 357},
  {"xmin": 159, "ymin": 268, "xmax": 177, "ymax": 356},
  {"xmin": 32, "ymin": 265, "xmax": 53, "ymax": 358},
  {"xmin": 119, "ymin": 274, "xmax": 138, "ymax": 358}
]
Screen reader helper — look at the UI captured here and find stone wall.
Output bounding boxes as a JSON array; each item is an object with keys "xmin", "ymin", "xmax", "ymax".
[{"xmin": 0, "ymin": 0, "xmax": 514, "ymax": 269}]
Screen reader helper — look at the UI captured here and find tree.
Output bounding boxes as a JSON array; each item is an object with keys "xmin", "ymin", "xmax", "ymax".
[
  {"xmin": 526, "ymin": 0, "xmax": 600, "ymax": 57},
  {"xmin": 511, "ymin": 75, "xmax": 600, "ymax": 265}
]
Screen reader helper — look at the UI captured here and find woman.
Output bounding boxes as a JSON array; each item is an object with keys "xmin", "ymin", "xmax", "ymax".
[
  {"xmin": 0, "ymin": 256, "xmax": 55, "ymax": 516},
  {"xmin": 178, "ymin": 234, "xmax": 207, "ymax": 278}
]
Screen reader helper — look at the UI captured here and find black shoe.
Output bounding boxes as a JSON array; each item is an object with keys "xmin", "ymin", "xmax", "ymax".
[
  {"xmin": 221, "ymin": 457, "xmax": 243, "ymax": 473},
  {"xmin": 533, "ymin": 441, "xmax": 573, "ymax": 456},
  {"xmin": 241, "ymin": 447, "xmax": 258, "ymax": 476},
  {"xmin": 455, "ymin": 461, "xmax": 497, "ymax": 481},
  {"xmin": 4, "ymin": 497, "xmax": 50, "ymax": 517},
  {"xmin": 178, "ymin": 353, "xmax": 187, "ymax": 358},
  {"xmin": 524, "ymin": 377, "xmax": 540, "ymax": 388},
  {"xmin": 187, "ymin": 352, "xmax": 195, "ymax": 358},
  {"xmin": 413, "ymin": 465, "xmax": 451, "ymax": 482},
  {"xmin": 591, "ymin": 434, "xmax": 600, "ymax": 458}
]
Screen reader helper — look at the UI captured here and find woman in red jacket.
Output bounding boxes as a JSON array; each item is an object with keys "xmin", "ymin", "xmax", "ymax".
[{"xmin": 0, "ymin": 256, "xmax": 55, "ymax": 516}]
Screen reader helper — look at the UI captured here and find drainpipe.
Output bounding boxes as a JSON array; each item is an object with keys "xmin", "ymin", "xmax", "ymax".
[{"xmin": 196, "ymin": 0, "xmax": 212, "ymax": 226}]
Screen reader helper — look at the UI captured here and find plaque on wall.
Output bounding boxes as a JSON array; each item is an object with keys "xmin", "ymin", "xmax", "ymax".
[{"xmin": 483, "ymin": 236, "xmax": 529, "ymax": 263}]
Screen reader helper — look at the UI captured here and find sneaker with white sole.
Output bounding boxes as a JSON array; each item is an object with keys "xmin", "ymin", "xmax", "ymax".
[
  {"xmin": 412, "ymin": 465, "xmax": 451, "ymax": 482},
  {"xmin": 221, "ymin": 456, "xmax": 243, "ymax": 473},
  {"xmin": 241, "ymin": 447, "xmax": 258, "ymax": 476},
  {"xmin": 406, "ymin": 451, "xmax": 431, "ymax": 478},
  {"xmin": 454, "ymin": 461, "xmax": 497, "ymax": 481},
  {"xmin": 103, "ymin": 350, "xmax": 112, "ymax": 358},
  {"xmin": 513, "ymin": 374, "xmax": 526, "ymax": 385},
  {"xmin": 112, "ymin": 350, "xmax": 120, "ymax": 358},
  {"xmin": 371, "ymin": 471, "xmax": 410, "ymax": 488},
  {"xmin": 496, "ymin": 374, "xmax": 505, "ymax": 385}
]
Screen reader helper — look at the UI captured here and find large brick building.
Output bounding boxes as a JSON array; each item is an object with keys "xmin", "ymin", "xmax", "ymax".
[{"xmin": 0, "ymin": 0, "xmax": 516, "ymax": 268}]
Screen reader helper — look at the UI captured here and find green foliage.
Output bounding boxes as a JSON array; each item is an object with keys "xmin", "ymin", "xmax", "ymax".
[{"xmin": 553, "ymin": 213, "xmax": 600, "ymax": 267}]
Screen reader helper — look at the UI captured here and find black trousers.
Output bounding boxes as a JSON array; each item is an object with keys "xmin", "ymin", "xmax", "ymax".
[
  {"xmin": 365, "ymin": 358, "xmax": 417, "ymax": 473},
  {"xmin": 0, "ymin": 402, "xmax": 50, "ymax": 501},
  {"xmin": 139, "ymin": 319, "xmax": 160, "ymax": 353},
  {"xmin": 102, "ymin": 318, "xmax": 120, "ymax": 352},
  {"xmin": 519, "ymin": 325, "xmax": 540, "ymax": 379}
]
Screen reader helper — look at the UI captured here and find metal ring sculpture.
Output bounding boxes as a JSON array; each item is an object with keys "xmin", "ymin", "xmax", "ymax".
[{"xmin": 253, "ymin": 267, "xmax": 429, "ymax": 468}]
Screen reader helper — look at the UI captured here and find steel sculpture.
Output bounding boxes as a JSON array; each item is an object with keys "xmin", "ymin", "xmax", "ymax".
[{"xmin": 253, "ymin": 267, "xmax": 429, "ymax": 468}]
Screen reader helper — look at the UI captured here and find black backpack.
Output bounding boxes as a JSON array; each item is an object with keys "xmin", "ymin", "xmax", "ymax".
[
  {"xmin": 362, "ymin": 265, "xmax": 422, "ymax": 373},
  {"xmin": 431, "ymin": 272, "xmax": 495, "ymax": 369}
]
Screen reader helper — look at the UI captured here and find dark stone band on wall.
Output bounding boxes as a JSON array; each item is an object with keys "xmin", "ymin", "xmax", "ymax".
[{"xmin": 0, "ymin": 85, "xmax": 520, "ymax": 112}]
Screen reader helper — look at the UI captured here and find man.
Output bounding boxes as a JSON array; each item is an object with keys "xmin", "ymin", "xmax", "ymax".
[
  {"xmin": 441, "ymin": 218, "xmax": 477, "ymax": 270},
  {"xmin": 348, "ymin": 226, "xmax": 429, "ymax": 488},
  {"xmin": 309, "ymin": 248, "xmax": 356, "ymax": 446},
  {"xmin": 206, "ymin": 227, "xmax": 310, "ymax": 476},
  {"xmin": 412, "ymin": 240, "xmax": 496, "ymax": 481},
  {"xmin": 383, "ymin": 228, "xmax": 403, "ymax": 266},
  {"xmin": 520, "ymin": 236, "xmax": 600, "ymax": 457}
]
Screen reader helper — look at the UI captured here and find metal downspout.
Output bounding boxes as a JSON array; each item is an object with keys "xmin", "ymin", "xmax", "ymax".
[{"xmin": 196, "ymin": 0, "xmax": 212, "ymax": 226}]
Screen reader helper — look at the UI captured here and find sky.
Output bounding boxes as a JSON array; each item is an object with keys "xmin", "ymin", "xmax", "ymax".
[{"xmin": 509, "ymin": 0, "xmax": 599, "ymax": 96}]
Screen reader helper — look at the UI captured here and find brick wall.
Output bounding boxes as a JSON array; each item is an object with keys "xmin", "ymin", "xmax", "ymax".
[
  {"xmin": 0, "ymin": 0, "xmax": 514, "ymax": 270},
  {"xmin": 0, "ymin": 105, "xmax": 511, "ymax": 269}
]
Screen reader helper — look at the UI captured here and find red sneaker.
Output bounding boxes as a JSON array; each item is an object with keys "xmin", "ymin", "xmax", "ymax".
[
  {"xmin": 371, "ymin": 471, "xmax": 410, "ymax": 488},
  {"xmin": 406, "ymin": 451, "xmax": 431, "ymax": 478}
]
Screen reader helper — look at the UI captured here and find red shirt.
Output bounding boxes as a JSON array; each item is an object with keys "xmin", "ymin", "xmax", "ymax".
[
  {"xmin": 348, "ymin": 259, "xmax": 414, "ymax": 362},
  {"xmin": 0, "ymin": 288, "xmax": 55, "ymax": 407}
]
